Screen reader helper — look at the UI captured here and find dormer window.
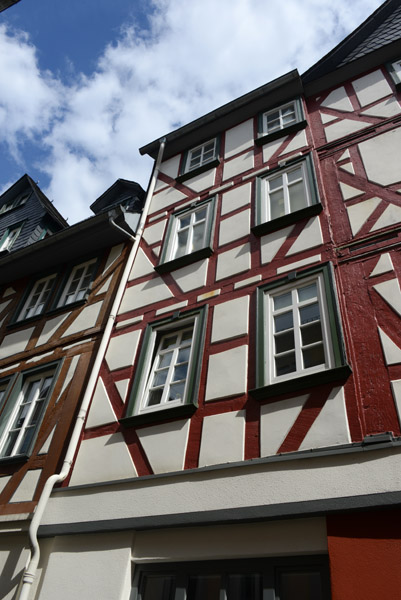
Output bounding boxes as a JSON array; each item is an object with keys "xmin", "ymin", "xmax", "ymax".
[
  {"xmin": 0, "ymin": 223, "xmax": 23, "ymax": 251},
  {"xmin": 176, "ymin": 138, "xmax": 220, "ymax": 182},
  {"xmin": 0, "ymin": 192, "xmax": 29, "ymax": 214},
  {"xmin": 186, "ymin": 138, "xmax": 217, "ymax": 172},
  {"xmin": 387, "ymin": 58, "xmax": 401, "ymax": 90},
  {"xmin": 256, "ymin": 98, "xmax": 306, "ymax": 146}
]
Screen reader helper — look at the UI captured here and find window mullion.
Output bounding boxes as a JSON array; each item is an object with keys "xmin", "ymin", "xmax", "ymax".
[
  {"xmin": 161, "ymin": 340, "xmax": 180, "ymax": 406},
  {"xmin": 11, "ymin": 385, "xmax": 40, "ymax": 456},
  {"xmin": 283, "ymin": 173, "xmax": 291, "ymax": 215},
  {"xmin": 293, "ymin": 289, "xmax": 303, "ymax": 372}
]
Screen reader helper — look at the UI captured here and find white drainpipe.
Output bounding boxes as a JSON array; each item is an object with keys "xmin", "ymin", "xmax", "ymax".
[{"xmin": 18, "ymin": 138, "xmax": 166, "ymax": 600}]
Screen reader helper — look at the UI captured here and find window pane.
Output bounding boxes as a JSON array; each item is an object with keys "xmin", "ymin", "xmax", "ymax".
[
  {"xmin": 175, "ymin": 230, "xmax": 189, "ymax": 258},
  {"xmin": 299, "ymin": 303, "xmax": 320, "ymax": 325},
  {"xmin": 298, "ymin": 283, "xmax": 317, "ymax": 302},
  {"xmin": 274, "ymin": 292, "xmax": 292, "ymax": 310},
  {"xmin": 279, "ymin": 570, "xmax": 323, "ymax": 600},
  {"xmin": 289, "ymin": 180, "xmax": 307, "ymax": 213},
  {"xmin": 275, "ymin": 330, "xmax": 295, "ymax": 354},
  {"xmin": 159, "ymin": 352, "xmax": 173, "ymax": 369},
  {"xmin": 303, "ymin": 344, "xmax": 325, "ymax": 368},
  {"xmin": 161, "ymin": 335, "xmax": 178, "ymax": 350},
  {"xmin": 276, "ymin": 353, "xmax": 296, "ymax": 376},
  {"xmin": 168, "ymin": 382, "xmax": 185, "ymax": 402},
  {"xmin": 274, "ymin": 311, "xmax": 293, "ymax": 333},
  {"xmin": 140, "ymin": 574, "xmax": 174, "ymax": 600},
  {"xmin": 187, "ymin": 575, "xmax": 221, "ymax": 600},
  {"xmin": 153, "ymin": 370, "xmax": 168, "ymax": 387},
  {"xmin": 18, "ymin": 426, "xmax": 35, "ymax": 455},
  {"xmin": 270, "ymin": 190, "xmax": 285, "ymax": 220},
  {"xmin": 227, "ymin": 574, "xmax": 262, "ymax": 600},
  {"xmin": 301, "ymin": 322, "xmax": 323, "ymax": 346},
  {"xmin": 147, "ymin": 389, "xmax": 163, "ymax": 406},
  {"xmin": 191, "ymin": 223, "xmax": 205, "ymax": 252},
  {"xmin": 179, "ymin": 215, "xmax": 191, "ymax": 229},
  {"xmin": 194, "ymin": 208, "xmax": 207, "ymax": 223},
  {"xmin": 172, "ymin": 364, "xmax": 188, "ymax": 382}
]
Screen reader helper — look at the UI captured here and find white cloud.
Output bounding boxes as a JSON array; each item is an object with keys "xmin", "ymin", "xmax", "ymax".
[{"xmin": 0, "ymin": 0, "xmax": 383, "ymax": 223}]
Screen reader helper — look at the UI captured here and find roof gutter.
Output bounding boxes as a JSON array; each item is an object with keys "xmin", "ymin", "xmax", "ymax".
[{"xmin": 18, "ymin": 137, "xmax": 167, "ymax": 600}]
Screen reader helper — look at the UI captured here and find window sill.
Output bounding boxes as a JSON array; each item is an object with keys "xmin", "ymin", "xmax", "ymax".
[
  {"xmin": 252, "ymin": 202, "xmax": 323, "ymax": 237},
  {"xmin": 0, "ymin": 453, "xmax": 29, "ymax": 465},
  {"xmin": 255, "ymin": 119, "xmax": 307, "ymax": 147},
  {"xmin": 47, "ymin": 296, "xmax": 88, "ymax": 316},
  {"xmin": 176, "ymin": 159, "xmax": 220, "ymax": 183},
  {"xmin": 249, "ymin": 364, "xmax": 352, "ymax": 401},
  {"xmin": 155, "ymin": 246, "xmax": 213, "ymax": 274},
  {"xmin": 120, "ymin": 402, "xmax": 197, "ymax": 427}
]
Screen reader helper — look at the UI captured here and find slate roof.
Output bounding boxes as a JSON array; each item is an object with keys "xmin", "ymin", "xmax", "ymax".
[{"xmin": 339, "ymin": 2, "xmax": 401, "ymax": 66}]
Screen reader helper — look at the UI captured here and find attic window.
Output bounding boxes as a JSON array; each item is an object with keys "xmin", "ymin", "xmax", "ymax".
[
  {"xmin": 0, "ymin": 192, "xmax": 29, "ymax": 214},
  {"xmin": 388, "ymin": 58, "xmax": 401, "ymax": 89}
]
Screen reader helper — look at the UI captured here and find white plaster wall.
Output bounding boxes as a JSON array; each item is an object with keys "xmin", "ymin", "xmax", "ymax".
[
  {"xmin": 221, "ymin": 182, "xmax": 252, "ymax": 215},
  {"xmin": 118, "ymin": 277, "xmax": 173, "ymax": 313},
  {"xmin": 352, "ymin": 69, "xmax": 392, "ymax": 107},
  {"xmin": 279, "ymin": 129, "xmax": 307, "ymax": 155},
  {"xmin": 149, "ymin": 187, "xmax": 187, "ymax": 215},
  {"xmin": 70, "ymin": 433, "xmax": 137, "ymax": 486},
  {"xmin": 277, "ymin": 254, "xmax": 321, "ymax": 274},
  {"xmin": 346, "ymin": 197, "xmax": 382, "ymax": 236},
  {"xmin": 358, "ymin": 127, "xmax": 401, "ymax": 186},
  {"xmin": 86, "ymin": 378, "xmax": 117, "ymax": 428},
  {"xmin": 103, "ymin": 244, "xmax": 124, "ymax": 273},
  {"xmin": 133, "ymin": 518, "xmax": 327, "ymax": 562},
  {"xmin": 339, "ymin": 182, "xmax": 364, "ymax": 201},
  {"xmin": 37, "ymin": 532, "xmax": 133, "ymax": 600},
  {"xmin": 205, "ymin": 345, "xmax": 247, "ymax": 401},
  {"xmin": 105, "ymin": 329, "xmax": 142, "ymax": 372},
  {"xmin": 171, "ymin": 258, "xmax": 208, "ymax": 292},
  {"xmin": 371, "ymin": 204, "xmax": 401, "ymax": 231},
  {"xmin": 43, "ymin": 448, "xmax": 401, "ymax": 528},
  {"xmin": 260, "ymin": 395, "xmax": 308, "ymax": 456},
  {"xmin": 324, "ymin": 119, "xmax": 370, "ymax": 142},
  {"xmin": 61, "ymin": 301, "xmax": 103, "ymax": 337},
  {"xmin": 211, "ymin": 295, "xmax": 249, "ymax": 342},
  {"xmin": 286, "ymin": 216, "xmax": 323, "ymax": 255},
  {"xmin": 198, "ymin": 410, "xmax": 245, "ymax": 466},
  {"xmin": 361, "ymin": 97, "xmax": 401, "ymax": 118},
  {"xmin": 0, "ymin": 327, "xmax": 34, "ymax": 359},
  {"xmin": 137, "ymin": 419, "xmax": 190, "ymax": 474},
  {"xmin": 10, "ymin": 469, "xmax": 42, "ymax": 503},
  {"xmin": 224, "ymin": 119, "xmax": 254, "ymax": 159},
  {"xmin": 0, "ymin": 475, "xmax": 11, "ymax": 495},
  {"xmin": 378, "ymin": 328, "xmax": 401, "ymax": 365},
  {"xmin": 115, "ymin": 379, "xmax": 130, "ymax": 403},
  {"xmin": 129, "ymin": 247, "xmax": 155, "ymax": 280},
  {"xmin": 320, "ymin": 86, "xmax": 353, "ymax": 111},
  {"xmin": 159, "ymin": 155, "xmax": 181, "ymax": 179},
  {"xmin": 215, "ymin": 243, "xmax": 251, "ymax": 280},
  {"xmin": 219, "ymin": 209, "xmax": 250, "ymax": 246},
  {"xmin": 143, "ymin": 219, "xmax": 167, "ymax": 246},
  {"xmin": 260, "ymin": 226, "xmax": 292, "ymax": 264},
  {"xmin": 36, "ymin": 314, "xmax": 69, "ymax": 347},
  {"xmin": 373, "ymin": 278, "xmax": 401, "ymax": 317},
  {"xmin": 184, "ymin": 169, "xmax": 216, "ymax": 192},
  {"xmin": 222, "ymin": 150, "xmax": 254, "ymax": 180},
  {"xmin": 369, "ymin": 253, "xmax": 393, "ymax": 277},
  {"xmin": 0, "ymin": 533, "xmax": 29, "ymax": 600},
  {"xmin": 263, "ymin": 137, "xmax": 286, "ymax": 163},
  {"xmin": 55, "ymin": 355, "xmax": 79, "ymax": 403},
  {"xmin": 299, "ymin": 387, "xmax": 350, "ymax": 450}
]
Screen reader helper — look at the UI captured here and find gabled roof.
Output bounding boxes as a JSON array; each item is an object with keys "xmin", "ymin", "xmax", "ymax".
[
  {"xmin": 0, "ymin": 0, "xmax": 20, "ymax": 12},
  {"xmin": 0, "ymin": 174, "xmax": 68, "ymax": 228},
  {"xmin": 303, "ymin": 0, "xmax": 401, "ymax": 94}
]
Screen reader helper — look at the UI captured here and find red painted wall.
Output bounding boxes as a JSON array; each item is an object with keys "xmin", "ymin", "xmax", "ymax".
[{"xmin": 327, "ymin": 510, "xmax": 401, "ymax": 600}]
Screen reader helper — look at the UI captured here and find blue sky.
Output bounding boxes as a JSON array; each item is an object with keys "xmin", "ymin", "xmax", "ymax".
[{"xmin": 0, "ymin": 0, "xmax": 384, "ymax": 223}]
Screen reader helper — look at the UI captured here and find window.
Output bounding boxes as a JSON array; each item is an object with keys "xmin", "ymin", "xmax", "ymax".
[
  {"xmin": 131, "ymin": 557, "xmax": 331, "ymax": 600},
  {"xmin": 387, "ymin": 58, "xmax": 401, "ymax": 89},
  {"xmin": 0, "ymin": 365, "xmax": 59, "ymax": 459},
  {"xmin": 186, "ymin": 138, "xmax": 217, "ymax": 172},
  {"xmin": 0, "ymin": 223, "xmax": 23, "ymax": 251},
  {"xmin": 0, "ymin": 192, "xmax": 29, "ymax": 214},
  {"xmin": 252, "ymin": 155, "xmax": 322, "ymax": 236},
  {"xmin": 17, "ymin": 274, "xmax": 56, "ymax": 321},
  {"xmin": 123, "ymin": 307, "xmax": 207, "ymax": 425},
  {"xmin": 57, "ymin": 258, "xmax": 97, "ymax": 306},
  {"xmin": 256, "ymin": 98, "xmax": 306, "ymax": 145},
  {"xmin": 252, "ymin": 264, "xmax": 350, "ymax": 398},
  {"xmin": 177, "ymin": 138, "xmax": 220, "ymax": 182},
  {"xmin": 156, "ymin": 198, "xmax": 215, "ymax": 273}
]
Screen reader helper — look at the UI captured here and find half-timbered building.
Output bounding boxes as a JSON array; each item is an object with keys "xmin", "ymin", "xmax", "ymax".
[
  {"xmin": 0, "ymin": 177, "xmax": 145, "ymax": 599},
  {"xmin": 6, "ymin": 0, "xmax": 401, "ymax": 598}
]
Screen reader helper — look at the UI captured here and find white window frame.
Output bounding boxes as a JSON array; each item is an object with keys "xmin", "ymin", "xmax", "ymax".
[
  {"xmin": 392, "ymin": 59, "xmax": 401, "ymax": 79},
  {"xmin": 264, "ymin": 273, "xmax": 334, "ymax": 385},
  {"xmin": 261, "ymin": 160, "xmax": 312, "ymax": 223},
  {"xmin": 0, "ymin": 368, "xmax": 55, "ymax": 458},
  {"xmin": 17, "ymin": 274, "xmax": 56, "ymax": 321},
  {"xmin": 57, "ymin": 258, "xmax": 97, "ymax": 307},
  {"xmin": 0, "ymin": 224, "xmax": 22, "ymax": 251},
  {"xmin": 263, "ymin": 100, "xmax": 298, "ymax": 135},
  {"xmin": 185, "ymin": 138, "xmax": 217, "ymax": 173},
  {"xmin": 137, "ymin": 317, "xmax": 198, "ymax": 416},
  {"xmin": 169, "ymin": 202, "xmax": 213, "ymax": 263}
]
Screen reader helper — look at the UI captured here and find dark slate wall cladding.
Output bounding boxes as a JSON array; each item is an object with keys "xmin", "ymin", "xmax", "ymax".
[
  {"xmin": 339, "ymin": 4, "xmax": 401, "ymax": 66},
  {"xmin": 0, "ymin": 194, "xmax": 48, "ymax": 252}
]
